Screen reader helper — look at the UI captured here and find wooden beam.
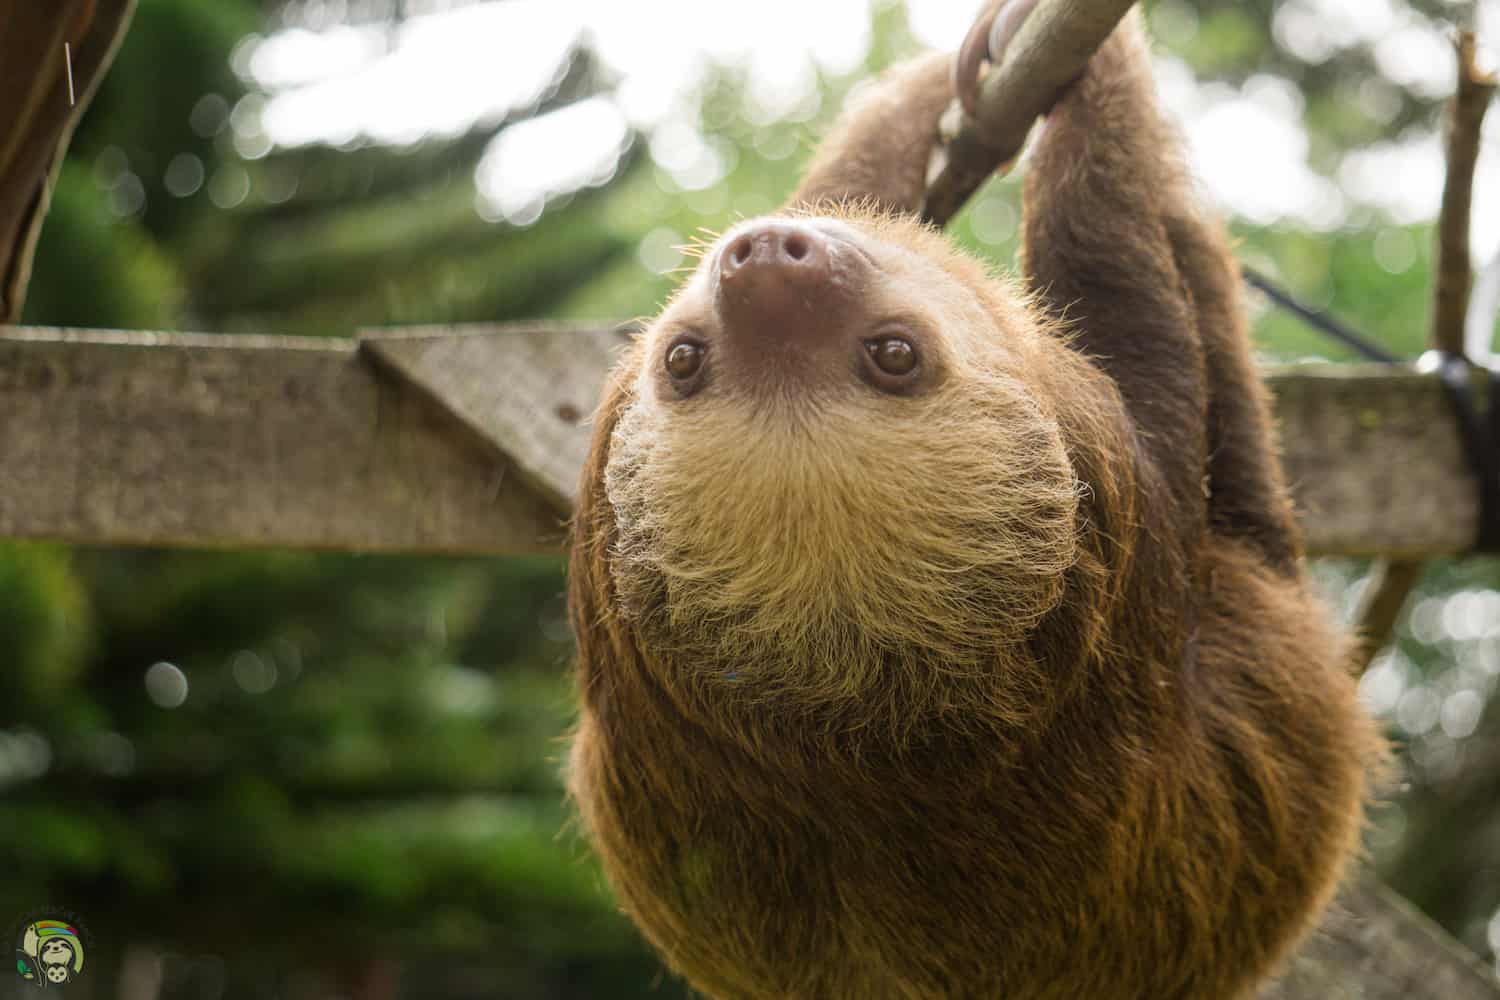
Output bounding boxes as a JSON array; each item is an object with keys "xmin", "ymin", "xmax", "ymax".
[
  {"xmin": 1273, "ymin": 365, "xmax": 1477, "ymax": 556},
  {"xmin": 0, "ymin": 324, "xmax": 1482, "ymax": 556},
  {"xmin": 0, "ymin": 326, "xmax": 569, "ymax": 555}
]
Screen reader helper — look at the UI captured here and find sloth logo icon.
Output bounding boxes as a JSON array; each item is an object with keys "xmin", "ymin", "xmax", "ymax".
[{"xmin": 13, "ymin": 913, "xmax": 87, "ymax": 989}]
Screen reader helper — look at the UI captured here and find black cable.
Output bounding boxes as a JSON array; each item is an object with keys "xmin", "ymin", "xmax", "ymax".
[
  {"xmin": 1241, "ymin": 265, "xmax": 1400, "ymax": 364},
  {"xmin": 1433, "ymin": 352, "xmax": 1500, "ymax": 553}
]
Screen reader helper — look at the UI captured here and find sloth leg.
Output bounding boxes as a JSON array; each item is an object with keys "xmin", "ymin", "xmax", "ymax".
[{"xmin": 1165, "ymin": 215, "xmax": 1302, "ymax": 572}]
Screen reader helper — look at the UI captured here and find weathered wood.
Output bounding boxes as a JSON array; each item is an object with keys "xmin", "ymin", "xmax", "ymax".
[
  {"xmin": 0, "ymin": 326, "xmax": 566, "ymax": 554},
  {"xmin": 1266, "ymin": 872, "xmax": 1500, "ymax": 999},
  {"xmin": 1273, "ymin": 365, "xmax": 1479, "ymax": 557},
  {"xmin": 0, "ymin": 325, "xmax": 1483, "ymax": 557},
  {"xmin": 360, "ymin": 322, "xmax": 632, "ymax": 511},
  {"xmin": 1, "ymin": 0, "xmax": 137, "ymax": 320}
]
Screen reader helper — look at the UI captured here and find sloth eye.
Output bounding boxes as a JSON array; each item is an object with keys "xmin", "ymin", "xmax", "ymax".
[
  {"xmin": 866, "ymin": 336, "xmax": 917, "ymax": 376},
  {"xmin": 665, "ymin": 341, "xmax": 705, "ymax": 381}
]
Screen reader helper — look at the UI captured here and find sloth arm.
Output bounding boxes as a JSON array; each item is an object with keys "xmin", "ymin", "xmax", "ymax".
[
  {"xmin": 790, "ymin": 52, "xmax": 955, "ymax": 215},
  {"xmin": 1023, "ymin": 18, "xmax": 1301, "ymax": 572},
  {"xmin": 1019, "ymin": 20, "xmax": 1210, "ymax": 554}
]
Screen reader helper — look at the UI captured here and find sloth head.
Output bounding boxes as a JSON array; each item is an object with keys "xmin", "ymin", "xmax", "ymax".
[{"xmin": 602, "ymin": 207, "xmax": 1086, "ymax": 736}]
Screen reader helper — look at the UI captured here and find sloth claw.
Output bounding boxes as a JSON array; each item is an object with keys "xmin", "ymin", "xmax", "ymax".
[
  {"xmin": 952, "ymin": 0, "xmax": 1044, "ymax": 121},
  {"xmin": 954, "ymin": 0, "xmax": 1001, "ymax": 119}
]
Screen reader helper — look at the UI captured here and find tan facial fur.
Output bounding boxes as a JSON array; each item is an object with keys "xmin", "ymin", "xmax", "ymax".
[{"xmin": 603, "ymin": 210, "xmax": 1082, "ymax": 738}]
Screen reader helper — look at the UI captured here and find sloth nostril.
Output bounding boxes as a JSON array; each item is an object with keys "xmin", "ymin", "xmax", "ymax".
[
  {"xmin": 784, "ymin": 233, "xmax": 810, "ymax": 261},
  {"xmin": 729, "ymin": 236, "xmax": 753, "ymax": 267}
]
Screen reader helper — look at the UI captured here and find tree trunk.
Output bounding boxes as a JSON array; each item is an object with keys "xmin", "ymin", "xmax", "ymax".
[{"xmin": 0, "ymin": 0, "xmax": 137, "ymax": 321}]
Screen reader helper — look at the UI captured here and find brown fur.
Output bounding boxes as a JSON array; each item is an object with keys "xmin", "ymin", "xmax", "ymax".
[{"xmin": 566, "ymin": 16, "xmax": 1380, "ymax": 999}]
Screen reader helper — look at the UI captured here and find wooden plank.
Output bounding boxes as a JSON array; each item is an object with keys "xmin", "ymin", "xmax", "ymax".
[
  {"xmin": 1266, "ymin": 873, "xmax": 1500, "ymax": 999},
  {"xmin": 0, "ymin": 326, "xmax": 565, "ymax": 554},
  {"xmin": 1272, "ymin": 364, "xmax": 1478, "ymax": 557},
  {"xmin": 0, "ymin": 325, "xmax": 1483, "ymax": 556}
]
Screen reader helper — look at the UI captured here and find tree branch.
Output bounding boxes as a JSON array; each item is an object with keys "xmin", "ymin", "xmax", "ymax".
[
  {"xmin": 0, "ymin": 0, "xmax": 137, "ymax": 322},
  {"xmin": 1355, "ymin": 30, "xmax": 1497, "ymax": 670},
  {"xmin": 922, "ymin": 0, "xmax": 1136, "ymax": 226},
  {"xmin": 1432, "ymin": 32, "xmax": 1496, "ymax": 356}
]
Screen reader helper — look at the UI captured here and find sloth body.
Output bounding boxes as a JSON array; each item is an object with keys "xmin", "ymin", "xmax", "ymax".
[{"xmin": 567, "ymin": 18, "xmax": 1377, "ymax": 1000}]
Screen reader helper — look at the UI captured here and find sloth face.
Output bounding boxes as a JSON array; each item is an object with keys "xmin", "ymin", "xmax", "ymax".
[
  {"xmin": 641, "ymin": 212, "xmax": 1022, "ymax": 407},
  {"xmin": 603, "ymin": 210, "xmax": 1082, "ymax": 718}
]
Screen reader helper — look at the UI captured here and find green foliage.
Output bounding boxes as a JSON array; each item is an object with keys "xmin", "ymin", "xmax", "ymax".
[
  {"xmin": 1185, "ymin": 5, "xmax": 1271, "ymax": 75},
  {"xmin": 74, "ymin": 0, "xmax": 259, "ymax": 239},
  {"xmin": 19, "ymin": 165, "xmax": 181, "ymax": 329},
  {"xmin": 0, "ymin": 544, "xmax": 90, "ymax": 712}
]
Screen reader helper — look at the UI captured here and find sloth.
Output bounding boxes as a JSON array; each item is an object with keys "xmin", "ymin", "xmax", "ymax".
[{"xmin": 565, "ymin": 11, "xmax": 1379, "ymax": 999}]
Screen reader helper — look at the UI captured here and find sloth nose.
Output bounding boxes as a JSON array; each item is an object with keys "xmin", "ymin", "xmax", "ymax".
[{"xmin": 715, "ymin": 221, "xmax": 840, "ymax": 338}]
